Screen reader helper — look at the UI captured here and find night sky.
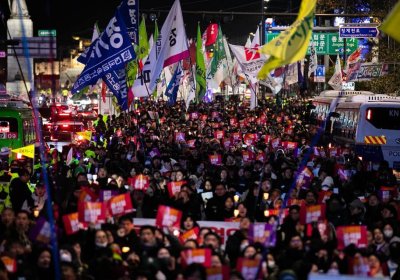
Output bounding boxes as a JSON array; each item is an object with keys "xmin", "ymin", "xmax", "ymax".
[{"xmin": 0, "ymin": 0, "xmax": 301, "ymax": 55}]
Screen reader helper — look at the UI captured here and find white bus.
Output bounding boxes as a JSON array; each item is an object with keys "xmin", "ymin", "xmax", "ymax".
[{"xmin": 330, "ymin": 94, "xmax": 400, "ymax": 170}]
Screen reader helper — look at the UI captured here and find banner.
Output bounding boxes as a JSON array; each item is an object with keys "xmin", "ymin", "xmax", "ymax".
[
  {"xmin": 329, "ymin": 54, "xmax": 343, "ymax": 90},
  {"xmin": 108, "ymin": 193, "xmax": 134, "ymax": 216},
  {"xmin": 11, "ymin": 144, "xmax": 34, "ymax": 158},
  {"xmin": 1, "ymin": 256, "xmax": 17, "ymax": 274},
  {"xmin": 206, "ymin": 266, "xmax": 230, "ymax": 280},
  {"xmin": 78, "ymin": 201, "xmax": 107, "ymax": 224},
  {"xmin": 308, "ymin": 40, "xmax": 317, "ymax": 77},
  {"xmin": 180, "ymin": 227, "xmax": 199, "ymax": 244},
  {"xmin": 155, "ymin": 205, "xmax": 182, "ymax": 229},
  {"xmin": 76, "ymin": 130, "xmax": 92, "ymax": 141},
  {"xmin": 181, "ymin": 248, "xmax": 212, "ymax": 268},
  {"xmin": 347, "ymin": 63, "xmax": 389, "ymax": 82},
  {"xmin": 165, "ymin": 62, "xmax": 183, "ymax": 106},
  {"xmin": 132, "ymin": 0, "xmax": 189, "ymax": 96},
  {"xmin": 300, "ymin": 204, "xmax": 326, "ymax": 224},
  {"xmin": 205, "ymin": 24, "xmax": 218, "ymax": 47},
  {"xmin": 258, "ymin": 0, "xmax": 316, "ymax": 80},
  {"xmin": 99, "ymin": 190, "xmax": 119, "ymax": 202},
  {"xmin": 63, "ymin": 212, "xmax": 87, "ymax": 235},
  {"xmin": 72, "ymin": 10, "xmax": 136, "ymax": 111},
  {"xmin": 336, "ymin": 225, "xmax": 368, "ymax": 250},
  {"xmin": 248, "ymin": 223, "xmax": 276, "ymax": 247}
]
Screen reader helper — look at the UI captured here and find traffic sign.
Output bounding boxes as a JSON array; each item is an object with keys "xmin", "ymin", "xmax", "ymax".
[
  {"xmin": 38, "ymin": 29, "xmax": 57, "ymax": 37},
  {"xmin": 314, "ymin": 65, "xmax": 325, "ymax": 83},
  {"xmin": 265, "ymin": 32, "xmax": 358, "ymax": 55},
  {"xmin": 339, "ymin": 26, "xmax": 379, "ymax": 38}
]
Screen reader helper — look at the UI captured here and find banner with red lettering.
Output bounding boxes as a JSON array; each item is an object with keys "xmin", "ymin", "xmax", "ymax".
[
  {"xmin": 108, "ymin": 193, "xmax": 134, "ymax": 216},
  {"xmin": 167, "ymin": 181, "xmax": 186, "ymax": 197},
  {"xmin": 209, "ymin": 154, "xmax": 222, "ymax": 166},
  {"xmin": 155, "ymin": 205, "xmax": 182, "ymax": 229},
  {"xmin": 337, "ymin": 225, "xmax": 368, "ymax": 250},
  {"xmin": 236, "ymin": 258, "xmax": 260, "ymax": 280},
  {"xmin": 78, "ymin": 201, "xmax": 107, "ymax": 224},
  {"xmin": 300, "ymin": 204, "xmax": 326, "ymax": 224},
  {"xmin": 63, "ymin": 212, "xmax": 87, "ymax": 235},
  {"xmin": 248, "ymin": 223, "xmax": 276, "ymax": 247},
  {"xmin": 206, "ymin": 266, "xmax": 230, "ymax": 280},
  {"xmin": 129, "ymin": 174, "xmax": 150, "ymax": 191},
  {"xmin": 181, "ymin": 248, "xmax": 212, "ymax": 268},
  {"xmin": 179, "ymin": 227, "xmax": 200, "ymax": 244}
]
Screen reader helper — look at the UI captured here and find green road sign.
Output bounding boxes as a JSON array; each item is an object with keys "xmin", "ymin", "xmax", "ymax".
[
  {"xmin": 266, "ymin": 32, "xmax": 358, "ymax": 55},
  {"xmin": 38, "ymin": 29, "xmax": 57, "ymax": 37}
]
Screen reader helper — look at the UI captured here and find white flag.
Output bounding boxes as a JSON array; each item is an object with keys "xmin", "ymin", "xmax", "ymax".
[
  {"xmin": 285, "ymin": 63, "xmax": 298, "ymax": 86},
  {"xmin": 229, "ymin": 44, "xmax": 268, "ymax": 84},
  {"xmin": 328, "ymin": 54, "xmax": 343, "ymax": 90},
  {"xmin": 251, "ymin": 26, "xmax": 260, "ymax": 47},
  {"xmin": 66, "ymin": 147, "xmax": 73, "ymax": 166},
  {"xmin": 185, "ymin": 66, "xmax": 196, "ymax": 111},
  {"xmin": 308, "ymin": 40, "xmax": 317, "ymax": 77},
  {"xmin": 132, "ymin": 0, "xmax": 189, "ymax": 97}
]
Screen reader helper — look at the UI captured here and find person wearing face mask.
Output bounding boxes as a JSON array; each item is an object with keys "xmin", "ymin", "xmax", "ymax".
[{"xmin": 382, "ymin": 223, "xmax": 398, "ymax": 243}]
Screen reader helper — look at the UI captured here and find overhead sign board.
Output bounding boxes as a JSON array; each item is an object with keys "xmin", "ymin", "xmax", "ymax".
[
  {"xmin": 7, "ymin": 37, "xmax": 57, "ymax": 59},
  {"xmin": 266, "ymin": 32, "xmax": 358, "ymax": 55},
  {"xmin": 339, "ymin": 26, "xmax": 379, "ymax": 38},
  {"xmin": 38, "ymin": 29, "xmax": 57, "ymax": 37}
]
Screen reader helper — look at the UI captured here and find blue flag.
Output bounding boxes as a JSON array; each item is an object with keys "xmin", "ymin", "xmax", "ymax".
[
  {"xmin": 103, "ymin": 68, "xmax": 129, "ymax": 110},
  {"xmin": 72, "ymin": 10, "xmax": 136, "ymax": 110},
  {"xmin": 165, "ymin": 63, "xmax": 182, "ymax": 106},
  {"xmin": 118, "ymin": 0, "xmax": 139, "ymax": 44}
]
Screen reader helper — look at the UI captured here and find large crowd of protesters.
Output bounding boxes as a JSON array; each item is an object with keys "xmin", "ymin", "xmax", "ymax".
[{"xmin": 0, "ymin": 96, "xmax": 399, "ymax": 280}]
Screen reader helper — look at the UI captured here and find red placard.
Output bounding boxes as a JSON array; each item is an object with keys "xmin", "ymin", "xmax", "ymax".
[
  {"xmin": 108, "ymin": 193, "xmax": 134, "ymax": 217},
  {"xmin": 1, "ymin": 256, "xmax": 17, "ymax": 273},
  {"xmin": 129, "ymin": 174, "xmax": 150, "ymax": 191},
  {"xmin": 282, "ymin": 141, "xmax": 298, "ymax": 150},
  {"xmin": 78, "ymin": 201, "xmax": 107, "ymax": 224},
  {"xmin": 300, "ymin": 204, "xmax": 326, "ymax": 224},
  {"xmin": 179, "ymin": 227, "xmax": 200, "ymax": 244},
  {"xmin": 337, "ymin": 225, "xmax": 368, "ymax": 250},
  {"xmin": 187, "ymin": 139, "xmax": 196, "ymax": 148},
  {"xmin": 214, "ymin": 130, "xmax": 225, "ymax": 140},
  {"xmin": 264, "ymin": 135, "xmax": 271, "ymax": 144},
  {"xmin": 230, "ymin": 118, "xmax": 238, "ymax": 126},
  {"xmin": 236, "ymin": 258, "xmax": 260, "ymax": 280},
  {"xmin": 181, "ymin": 248, "xmax": 212, "ymax": 268},
  {"xmin": 155, "ymin": 205, "xmax": 182, "ymax": 229},
  {"xmin": 63, "ymin": 212, "xmax": 87, "ymax": 235},
  {"xmin": 206, "ymin": 266, "xmax": 230, "ymax": 280},
  {"xmin": 286, "ymin": 199, "xmax": 305, "ymax": 207},
  {"xmin": 167, "ymin": 181, "xmax": 186, "ymax": 197},
  {"xmin": 271, "ymin": 138, "xmax": 281, "ymax": 149},
  {"xmin": 256, "ymin": 152, "xmax": 266, "ymax": 163},
  {"xmin": 209, "ymin": 154, "xmax": 222, "ymax": 166},
  {"xmin": 243, "ymin": 134, "xmax": 257, "ymax": 146},
  {"xmin": 318, "ymin": 191, "xmax": 333, "ymax": 204},
  {"xmin": 222, "ymin": 138, "xmax": 232, "ymax": 149},
  {"xmin": 242, "ymin": 150, "xmax": 255, "ymax": 163},
  {"xmin": 78, "ymin": 187, "xmax": 98, "ymax": 202},
  {"xmin": 231, "ymin": 132, "xmax": 242, "ymax": 142}
]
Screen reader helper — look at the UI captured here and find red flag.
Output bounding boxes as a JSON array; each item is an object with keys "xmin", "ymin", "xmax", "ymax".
[
  {"xmin": 127, "ymin": 87, "xmax": 134, "ymax": 107},
  {"xmin": 205, "ymin": 24, "xmax": 218, "ymax": 47}
]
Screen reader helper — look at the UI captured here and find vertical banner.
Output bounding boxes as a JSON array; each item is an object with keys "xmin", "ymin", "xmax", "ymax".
[{"xmin": 118, "ymin": 0, "xmax": 139, "ymax": 44}]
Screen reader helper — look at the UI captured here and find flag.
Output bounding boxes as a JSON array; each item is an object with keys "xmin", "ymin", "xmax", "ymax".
[
  {"xmin": 308, "ymin": 40, "xmax": 317, "ymax": 77},
  {"xmin": 11, "ymin": 144, "xmax": 34, "ymax": 158},
  {"xmin": 195, "ymin": 23, "xmax": 207, "ymax": 102},
  {"xmin": 205, "ymin": 23, "xmax": 218, "ymax": 47},
  {"xmin": 77, "ymin": 23, "xmax": 101, "ymax": 65},
  {"xmin": 118, "ymin": 0, "xmax": 139, "ymax": 44},
  {"xmin": 101, "ymin": 81, "xmax": 107, "ymax": 103},
  {"xmin": 153, "ymin": 19, "xmax": 159, "ymax": 43},
  {"xmin": 66, "ymin": 147, "xmax": 73, "ymax": 165},
  {"xmin": 379, "ymin": 1, "xmax": 400, "ymax": 43},
  {"xmin": 185, "ymin": 65, "xmax": 196, "ymax": 110},
  {"xmin": 285, "ymin": 62, "xmax": 299, "ymax": 86},
  {"xmin": 165, "ymin": 62, "xmax": 183, "ymax": 106},
  {"xmin": 257, "ymin": 0, "xmax": 316, "ymax": 80},
  {"xmin": 72, "ymin": 10, "xmax": 136, "ymax": 111},
  {"xmin": 76, "ymin": 131, "xmax": 92, "ymax": 141},
  {"xmin": 208, "ymin": 26, "xmax": 228, "ymax": 89},
  {"xmin": 229, "ymin": 44, "xmax": 267, "ymax": 84},
  {"xmin": 132, "ymin": 0, "xmax": 189, "ymax": 97},
  {"xmin": 329, "ymin": 54, "xmax": 343, "ymax": 90},
  {"xmin": 138, "ymin": 15, "xmax": 150, "ymax": 64}
]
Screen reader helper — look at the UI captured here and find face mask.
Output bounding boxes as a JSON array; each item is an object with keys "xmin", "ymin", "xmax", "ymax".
[
  {"xmin": 384, "ymin": 230, "xmax": 393, "ymax": 239},
  {"xmin": 95, "ymin": 241, "xmax": 108, "ymax": 248}
]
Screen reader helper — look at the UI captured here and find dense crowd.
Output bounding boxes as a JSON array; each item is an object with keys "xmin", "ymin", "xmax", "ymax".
[{"xmin": 0, "ymin": 97, "xmax": 399, "ymax": 280}]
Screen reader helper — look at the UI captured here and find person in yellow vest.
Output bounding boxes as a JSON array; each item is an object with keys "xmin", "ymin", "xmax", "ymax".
[{"xmin": 62, "ymin": 89, "xmax": 69, "ymax": 102}]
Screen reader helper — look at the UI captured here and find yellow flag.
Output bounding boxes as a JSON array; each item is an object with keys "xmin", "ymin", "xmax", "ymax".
[
  {"xmin": 380, "ymin": 1, "xmax": 400, "ymax": 43},
  {"xmin": 76, "ymin": 131, "xmax": 92, "ymax": 141},
  {"xmin": 258, "ymin": 0, "xmax": 316, "ymax": 80},
  {"xmin": 11, "ymin": 144, "xmax": 35, "ymax": 158}
]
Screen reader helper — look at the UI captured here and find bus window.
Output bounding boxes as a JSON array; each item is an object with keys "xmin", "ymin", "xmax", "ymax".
[
  {"xmin": 365, "ymin": 107, "xmax": 400, "ymax": 130},
  {"xmin": 0, "ymin": 121, "xmax": 10, "ymax": 133},
  {"xmin": 0, "ymin": 117, "xmax": 18, "ymax": 138}
]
